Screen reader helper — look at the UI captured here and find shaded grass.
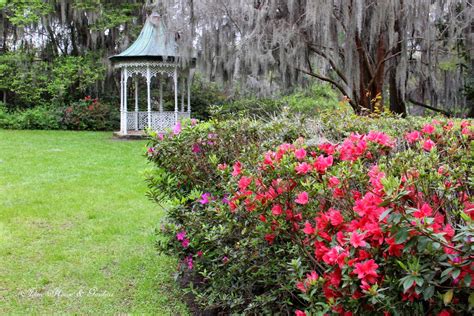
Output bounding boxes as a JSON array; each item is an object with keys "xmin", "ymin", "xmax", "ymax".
[{"xmin": 0, "ymin": 130, "xmax": 187, "ymax": 314}]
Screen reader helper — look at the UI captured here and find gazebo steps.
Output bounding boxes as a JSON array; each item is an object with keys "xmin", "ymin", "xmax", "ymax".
[{"xmin": 113, "ymin": 131, "xmax": 148, "ymax": 140}]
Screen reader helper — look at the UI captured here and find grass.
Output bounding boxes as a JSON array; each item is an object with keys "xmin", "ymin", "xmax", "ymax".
[{"xmin": 0, "ymin": 130, "xmax": 188, "ymax": 314}]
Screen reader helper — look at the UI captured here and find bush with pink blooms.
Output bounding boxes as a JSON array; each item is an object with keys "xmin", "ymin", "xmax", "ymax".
[{"xmin": 147, "ymin": 113, "xmax": 473, "ymax": 315}]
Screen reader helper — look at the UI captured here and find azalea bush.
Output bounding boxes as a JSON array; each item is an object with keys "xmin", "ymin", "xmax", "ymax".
[
  {"xmin": 147, "ymin": 114, "xmax": 473, "ymax": 314},
  {"xmin": 145, "ymin": 113, "xmax": 305, "ymax": 204},
  {"xmin": 61, "ymin": 96, "xmax": 118, "ymax": 131}
]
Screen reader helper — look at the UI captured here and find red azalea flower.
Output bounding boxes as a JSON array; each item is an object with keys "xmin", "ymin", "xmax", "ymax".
[
  {"xmin": 353, "ymin": 259, "xmax": 379, "ymax": 282},
  {"xmin": 328, "ymin": 208, "xmax": 344, "ymax": 226},
  {"xmin": 238, "ymin": 176, "xmax": 252, "ymax": 191},
  {"xmin": 264, "ymin": 233, "xmax": 275, "ymax": 244},
  {"xmin": 295, "ymin": 310, "xmax": 306, "ymax": 316},
  {"xmin": 271, "ymin": 204, "xmax": 283, "ymax": 216},
  {"xmin": 413, "ymin": 203, "xmax": 433, "ymax": 219},
  {"xmin": 303, "ymin": 221, "xmax": 315, "ymax": 235},
  {"xmin": 350, "ymin": 232, "xmax": 367, "ymax": 248}
]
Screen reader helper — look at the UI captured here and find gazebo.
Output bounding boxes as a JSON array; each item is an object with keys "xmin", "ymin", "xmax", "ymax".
[{"xmin": 110, "ymin": 11, "xmax": 194, "ymax": 136}]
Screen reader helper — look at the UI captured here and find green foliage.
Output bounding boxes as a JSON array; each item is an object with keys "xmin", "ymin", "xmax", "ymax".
[
  {"xmin": 210, "ymin": 83, "xmax": 344, "ymax": 120},
  {"xmin": 0, "ymin": 104, "xmax": 61, "ymax": 129},
  {"xmin": 189, "ymin": 76, "xmax": 227, "ymax": 120},
  {"xmin": 3, "ymin": 0, "xmax": 52, "ymax": 26},
  {"xmin": 0, "ymin": 51, "xmax": 105, "ymax": 109}
]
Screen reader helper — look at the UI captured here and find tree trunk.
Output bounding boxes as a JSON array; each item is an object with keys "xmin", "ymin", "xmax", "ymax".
[{"xmin": 388, "ymin": 13, "xmax": 407, "ymax": 116}]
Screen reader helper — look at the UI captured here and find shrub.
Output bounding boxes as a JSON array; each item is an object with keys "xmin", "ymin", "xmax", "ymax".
[
  {"xmin": 0, "ymin": 104, "xmax": 61, "ymax": 130},
  {"xmin": 60, "ymin": 96, "xmax": 119, "ymax": 131},
  {"xmin": 147, "ymin": 113, "xmax": 473, "ymax": 314},
  {"xmin": 210, "ymin": 83, "xmax": 345, "ymax": 120}
]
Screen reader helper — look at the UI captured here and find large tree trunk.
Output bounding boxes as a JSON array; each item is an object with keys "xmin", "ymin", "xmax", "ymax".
[{"xmin": 388, "ymin": 13, "xmax": 407, "ymax": 116}]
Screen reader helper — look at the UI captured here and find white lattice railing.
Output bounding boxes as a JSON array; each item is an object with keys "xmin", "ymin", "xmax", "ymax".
[{"xmin": 125, "ymin": 111, "xmax": 191, "ymax": 132}]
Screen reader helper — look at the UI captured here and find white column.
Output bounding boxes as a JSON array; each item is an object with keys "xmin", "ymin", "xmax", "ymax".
[
  {"xmin": 123, "ymin": 67, "xmax": 128, "ymax": 135},
  {"xmin": 120, "ymin": 69, "xmax": 124, "ymax": 133},
  {"xmin": 187, "ymin": 76, "xmax": 191, "ymax": 113},
  {"xmin": 174, "ymin": 68, "xmax": 178, "ymax": 123},
  {"xmin": 147, "ymin": 66, "xmax": 151, "ymax": 128},
  {"xmin": 181, "ymin": 77, "xmax": 185, "ymax": 112},
  {"xmin": 159, "ymin": 75, "xmax": 163, "ymax": 112},
  {"xmin": 134, "ymin": 77, "xmax": 139, "ymax": 131}
]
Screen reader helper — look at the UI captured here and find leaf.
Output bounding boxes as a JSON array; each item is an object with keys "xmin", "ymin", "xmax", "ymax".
[
  {"xmin": 443, "ymin": 289, "xmax": 453, "ymax": 305},
  {"xmin": 403, "ymin": 277, "xmax": 415, "ymax": 293},
  {"xmin": 379, "ymin": 208, "xmax": 392, "ymax": 221},
  {"xmin": 469, "ymin": 292, "xmax": 474, "ymax": 307},
  {"xmin": 414, "ymin": 277, "xmax": 424, "ymax": 287},
  {"xmin": 451, "ymin": 269, "xmax": 461, "ymax": 280},
  {"xmin": 396, "ymin": 260, "xmax": 408, "ymax": 271},
  {"xmin": 441, "ymin": 267, "xmax": 453, "ymax": 278},
  {"xmin": 395, "ymin": 228, "xmax": 409, "ymax": 244},
  {"xmin": 463, "ymin": 274, "xmax": 472, "ymax": 287},
  {"xmin": 423, "ymin": 286, "xmax": 435, "ymax": 300}
]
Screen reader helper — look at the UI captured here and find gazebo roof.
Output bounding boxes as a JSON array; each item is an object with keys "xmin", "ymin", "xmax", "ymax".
[{"xmin": 110, "ymin": 12, "xmax": 178, "ymax": 63}]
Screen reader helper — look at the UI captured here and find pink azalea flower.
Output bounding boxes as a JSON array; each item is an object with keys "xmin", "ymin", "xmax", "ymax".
[
  {"xmin": 173, "ymin": 122, "xmax": 182, "ymax": 134},
  {"xmin": 199, "ymin": 192, "xmax": 212, "ymax": 205},
  {"xmin": 186, "ymin": 256, "xmax": 193, "ymax": 269},
  {"xmin": 295, "ymin": 162, "xmax": 312, "ymax": 174},
  {"xmin": 295, "ymin": 310, "xmax": 307, "ymax": 316},
  {"xmin": 421, "ymin": 124, "xmax": 435, "ymax": 134},
  {"xmin": 190, "ymin": 118, "xmax": 198, "ymax": 126},
  {"xmin": 191, "ymin": 144, "xmax": 201, "ymax": 153},
  {"xmin": 232, "ymin": 161, "xmax": 242, "ymax": 177},
  {"xmin": 176, "ymin": 231, "xmax": 186, "ymax": 241},
  {"xmin": 295, "ymin": 191, "xmax": 309, "ymax": 205},
  {"xmin": 367, "ymin": 130, "xmax": 395, "ymax": 148},
  {"xmin": 182, "ymin": 238, "xmax": 190, "ymax": 248},
  {"xmin": 405, "ymin": 131, "xmax": 421, "ymax": 144},
  {"xmin": 423, "ymin": 139, "xmax": 435, "ymax": 151},
  {"xmin": 295, "ymin": 148, "xmax": 307, "ymax": 160},
  {"xmin": 328, "ymin": 176, "xmax": 340, "ymax": 188},
  {"xmin": 314, "ymin": 155, "xmax": 333, "ymax": 173}
]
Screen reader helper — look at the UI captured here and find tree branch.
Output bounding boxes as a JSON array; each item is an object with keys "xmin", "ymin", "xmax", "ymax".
[
  {"xmin": 308, "ymin": 44, "xmax": 348, "ymax": 85},
  {"xmin": 295, "ymin": 67, "xmax": 358, "ymax": 111},
  {"xmin": 408, "ymin": 97, "xmax": 451, "ymax": 116}
]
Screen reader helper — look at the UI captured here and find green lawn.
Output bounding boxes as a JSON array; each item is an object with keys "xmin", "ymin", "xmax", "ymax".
[{"xmin": 0, "ymin": 130, "xmax": 187, "ymax": 314}]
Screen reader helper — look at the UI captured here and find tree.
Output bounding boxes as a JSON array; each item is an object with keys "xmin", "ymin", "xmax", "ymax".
[{"xmin": 162, "ymin": 0, "xmax": 473, "ymax": 116}]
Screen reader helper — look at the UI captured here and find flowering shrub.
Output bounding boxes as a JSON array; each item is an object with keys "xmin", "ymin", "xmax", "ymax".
[
  {"xmin": 148, "ymin": 115, "xmax": 473, "ymax": 314},
  {"xmin": 61, "ymin": 96, "xmax": 118, "ymax": 130},
  {"xmin": 145, "ymin": 115, "xmax": 305, "ymax": 203}
]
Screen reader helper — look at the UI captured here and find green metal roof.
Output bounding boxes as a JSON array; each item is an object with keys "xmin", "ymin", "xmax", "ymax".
[{"xmin": 110, "ymin": 12, "xmax": 178, "ymax": 62}]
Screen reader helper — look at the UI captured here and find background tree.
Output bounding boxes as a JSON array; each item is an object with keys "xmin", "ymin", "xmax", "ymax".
[{"xmin": 161, "ymin": 0, "xmax": 473, "ymax": 116}]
